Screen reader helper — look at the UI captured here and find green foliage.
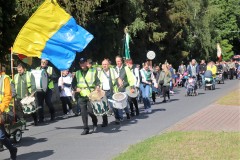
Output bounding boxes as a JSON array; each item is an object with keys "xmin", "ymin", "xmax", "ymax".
[
  {"xmin": 221, "ymin": 39, "xmax": 234, "ymax": 61},
  {"xmin": 0, "ymin": 0, "xmax": 239, "ymax": 68}
]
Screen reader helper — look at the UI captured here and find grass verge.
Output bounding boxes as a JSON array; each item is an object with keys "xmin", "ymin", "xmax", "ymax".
[
  {"xmin": 113, "ymin": 131, "xmax": 240, "ymax": 160},
  {"xmin": 216, "ymin": 89, "xmax": 240, "ymax": 106}
]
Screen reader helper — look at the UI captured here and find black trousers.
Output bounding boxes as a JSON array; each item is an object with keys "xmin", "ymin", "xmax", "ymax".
[
  {"xmin": 78, "ymin": 96, "xmax": 98, "ymax": 130},
  {"xmin": 37, "ymin": 89, "xmax": 55, "ymax": 121},
  {"xmin": 229, "ymin": 68, "xmax": 235, "ymax": 79},
  {"xmin": 60, "ymin": 96, "xmax": 73, "ymax": 114},
  {"xmin": 128, "ymin": 97, "xmax": 139, "ymax": 115},
  {"xmin": 162, "ymin": 86, "xmax": 170, "ymax": 100}
]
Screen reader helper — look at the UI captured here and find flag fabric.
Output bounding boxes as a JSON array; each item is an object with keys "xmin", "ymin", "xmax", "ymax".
[
  {"xmin": 12, "ymin": 0, "xmax": 93, "ymax": 70},
  {"xmin": 124, "ymin": 33, "xmax": 131, "ymax": 59},
  {"xmin": 18, "ymin": 54, "xmax": 33, "ymax": 66},
  {"xmin": 217, "ymin": 43, "xmax": 222, "ymax": 61}
]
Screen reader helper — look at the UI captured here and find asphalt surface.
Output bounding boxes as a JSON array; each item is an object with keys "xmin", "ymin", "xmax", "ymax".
[{"xmin": 1, "ymin": 79, "xmax": 239, "ymax": 160}]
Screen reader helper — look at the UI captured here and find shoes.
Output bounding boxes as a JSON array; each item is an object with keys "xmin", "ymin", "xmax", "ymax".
[
  {"xmin": 126, "ymin": 113, "xmax": 131, "ymax": 119},
  {"xmin": 162, "ymin": 100, "xmax": 166, "ymax": 103},
  {"xmin": 130, "ymin": 112, "xmax": 135, "ymax": 117},
  {"xmin": 33, "ymin": 120, "xmax": 38, "ymax": 126},
  {"xmin": 93, "ymin": 125, "xmax": 98, "ymax": 133},
  {"xmin": 101, "ymin": 123, "xmax": 108, "ymax": 127},
  {"xmin": 62, "ymin": 114, "xmax": 69, "ymax": 119},
  {"xmin": 0, "ymin": 146, "xmax": 4, "ymax": 152},
  {"xmin": 115, "ymin": 119, "xmax": 120, "ymax": 125},
  {"xmin": 81, "ymin": 129, "xmax": 89, "ymax": 135},
  {"xmin": 147, "ymin": 108, "xmax": 152, "ymax": 113},
  {"xmin": 38, "ymin": 119, "xmax": 44, "ymax": 124},
  {"xmin": 167, "ymin": 99, "xmax": 171, "ymax": 103},
  {"xmin": 50, "ymin": 114, "xmax": 55, "ymax": 121},
  {"xmin": 10, "ymin": 147, "xmax": 17, "ymax": 160},
  {"xmin": 136, "ymin": 111, "xmax": 139, "ymax": 116},
  {"xmin": 75, "ymin": 112, "xmax": 81, "ymax": 116},
  {"xmin": 68, "ymin": 109, "xmax": 74, "ymax": 116},
  {"xmin": 143, "ymin": 109, "xmax": 148, "ymax": 113}
]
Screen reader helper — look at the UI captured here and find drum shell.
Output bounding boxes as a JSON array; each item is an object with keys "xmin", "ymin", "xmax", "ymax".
[
  {"xmin": 31, "ymin": 69, "xmax": 48, "ymax": 92},
  {"xmin": 90, "ymin": 96, "xmax": 109, "ymax": 116},
  {"xmin": 20, "ymin": 96, "xmax": 38, "ymax": 114},
  {"xmin": 112, "ymin": 93, "xmax": 127, "ymax": 109}
]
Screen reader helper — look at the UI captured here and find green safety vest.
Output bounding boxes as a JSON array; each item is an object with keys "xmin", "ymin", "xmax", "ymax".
[
  {"xmin": 0, "ymin": 75, "xmax": 10, "ymax": 112},
  {"xmin": 14, "ymin": 71, "xmax": 32, "ymax": 97},
  {"xmin": 36, "ymin": 66, "xmax": 54, "ymax": 89},
  {"xmin": 76, "ymin": 68, "xmax": 96, "ymax": 97},
  {"xmin": 98, "ymin": 68, "xmax": 116, "ymax": 88}
]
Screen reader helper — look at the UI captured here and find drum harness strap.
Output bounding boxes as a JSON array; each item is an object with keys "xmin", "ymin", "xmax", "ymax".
[
  {"xmin": 81, "ymin": 71, "xmax": 93, "ymax": 93},
  {"xmin": 102, "ymin": 69, "xmax": 114, "ymax": 94}
]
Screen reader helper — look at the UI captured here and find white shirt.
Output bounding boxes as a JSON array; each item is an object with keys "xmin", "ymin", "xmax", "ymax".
[
  {"xmin": 102, "ymin": 70, "xmax": 111, "ymax": 90},
  {"xmin": 58, "ymin": 73, "xmax": 73, "ymax": 97}
]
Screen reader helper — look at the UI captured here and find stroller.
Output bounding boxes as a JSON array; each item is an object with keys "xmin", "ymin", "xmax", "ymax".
[
  {"xmin": 4, "ymin": 105, "xmax": 26, "ymax": 143},
  {"xmin": 185, "ymin": 76, "xmax": 198, "ymax": 96},
  {"xmin": 216, "ymin": 70, "xmax": 224, "ymax": 84}
]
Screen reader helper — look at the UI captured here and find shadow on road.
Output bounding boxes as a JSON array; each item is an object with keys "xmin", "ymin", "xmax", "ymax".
[
  {"xmin": 3, "ymin": 150, "xmax": 54, "ymax": 160},
  {"xmin": 16, "ymin": 137, "xmax": 48, "ymax": 147}
]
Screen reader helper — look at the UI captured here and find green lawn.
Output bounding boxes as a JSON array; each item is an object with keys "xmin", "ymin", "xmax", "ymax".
[
  {"xmin": 216, "ymin": 89, "xmax": 240, "ymax": 106},
  {"xmin": 114, "ymin": 131, "xmax": 240, "ymax": 160}
]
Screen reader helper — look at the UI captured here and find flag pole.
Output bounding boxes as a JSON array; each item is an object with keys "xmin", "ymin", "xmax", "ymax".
[{"xmin": 10, "ymin": 47, "xmax": 16, "ymax": 123}]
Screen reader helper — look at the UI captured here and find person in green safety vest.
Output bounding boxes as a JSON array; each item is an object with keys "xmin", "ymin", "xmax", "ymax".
[
  {"xmin": 14, "ymin": 63, "xmax": 38, "ymax": 126},
  {"xmin": 98, "ymin": 58, "xmax": 119, "ymax": 127},
  {"xmin": 72, "ymin": 57, "xmax": 101, "ymax": 135},
  {"xmin": 0, "ymin": 62, "xmax": 18, "ymax": 160},
  {"xmin": 114, "ymin": 56, "xmax": 136, "ymax": 124},
  {"xmin": 36, "ymin": 59, "xmax": 57, "ymax": 123}
]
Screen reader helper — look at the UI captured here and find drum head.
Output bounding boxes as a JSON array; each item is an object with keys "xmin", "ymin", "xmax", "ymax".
[
  {"xmin": 147, "ymin": 51, "xmax": 156, "ymax": 60},
  {"xmin": 89, "ymin": 90, "xmax": 105, "ymax": 101},
  {"xmin": 112, "ymin": 92, "xmax": 126, "ymax": 102}
]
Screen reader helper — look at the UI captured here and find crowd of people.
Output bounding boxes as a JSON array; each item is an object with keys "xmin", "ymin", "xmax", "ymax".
[{"xmin": 0, "ymin": 56, "xmax": 239, "ymax": 159}]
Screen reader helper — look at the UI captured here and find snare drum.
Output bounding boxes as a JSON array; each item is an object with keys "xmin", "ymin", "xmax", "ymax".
[
  {"xmin": 31, "ymin": 69, "xmax": 48, "ymax": 92},
  {"xmin": 89, "ymin": 90, "xmax": 109, "ymax": 116},
  {"xmin": 90, "ymin": 96, "xmax": 109, "ymax": 116},
  {"xmin": 111, "ymin": 92, "xmax": 127, "ymax": 109},
  {"xmin": 20, "ymin": 96, "xmax": 38, "ymax": 114}
]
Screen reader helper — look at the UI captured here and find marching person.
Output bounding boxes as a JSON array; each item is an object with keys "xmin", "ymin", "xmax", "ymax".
[
  {"xmin": 72, "ymin": 57, "xmax": 100, "ymax": 135},
  {"xmin": 140, "ymin": 62, "xmax": 158, "ymax": 113},
  {"xmin": 0, "ymin": 62, "xmax": 18, "ymax": 160},
  {"xmin": 126, "ymin": 59, "xmax": 140, "ymax": 116},
  {"xmin": 14, "ymin": 63, "xmax": 38, "ymax": 126},
  {"xmin": 158, "ymin": 64, "xmax": 172, "ymax": 103},
  {"xmin": 36, "ymin": 59, "xmax": 57, "ymax": 123},
  {"xmin": 114, "ymin": 56, "xmax": 136, "ymax": 124},
  {"xmin": 98, "ymin": 59, "xmax": 119, "ymax": 127},
  {"xmin": 58, "ymin": 69, "xmax": 74, "ymax": 118}
]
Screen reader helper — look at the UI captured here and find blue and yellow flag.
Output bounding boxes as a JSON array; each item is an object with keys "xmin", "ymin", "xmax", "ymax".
[{"xmin": 13, "ymin": 0, "xmax": 93, "ymax": 70}]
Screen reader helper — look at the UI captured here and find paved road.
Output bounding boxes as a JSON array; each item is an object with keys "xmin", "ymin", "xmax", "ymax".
[{"xmin": 1, "ymin": 79, "xmax": 238, "ymax": 160}]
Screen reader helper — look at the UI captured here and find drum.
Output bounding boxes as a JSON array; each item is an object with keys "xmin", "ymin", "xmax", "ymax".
[
  {"xmin": 89, "ymin": 90, "xmax": 109, "ymax": 116},
  {"xmin": 31, "ymin": 69, "xmax": 48, "ymax": 92},
  {"xmin": 111, "ymin": 92, "xmax": 128, "ymax": 109},
  {"xmin": 20, "ymin": 96, "xmax": 38, "ymax": 114}
]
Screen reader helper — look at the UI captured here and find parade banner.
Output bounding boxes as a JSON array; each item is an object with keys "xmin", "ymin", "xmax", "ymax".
[{"xmin": 12, "ymin": 0, "xmax": 93, "ymax": 70}]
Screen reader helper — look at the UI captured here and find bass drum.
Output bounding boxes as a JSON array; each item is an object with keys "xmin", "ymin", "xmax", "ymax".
[
  {"xmin": 111, "ymin": 92, "xmax": 127, "ymax": 109},
  {"xmin": 20, "ymin": 96, "xmax": 38, "ymax": 114},
  {"xmin": 31, "ymin": 69, "xmax": 48, "ymax": 92}
]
